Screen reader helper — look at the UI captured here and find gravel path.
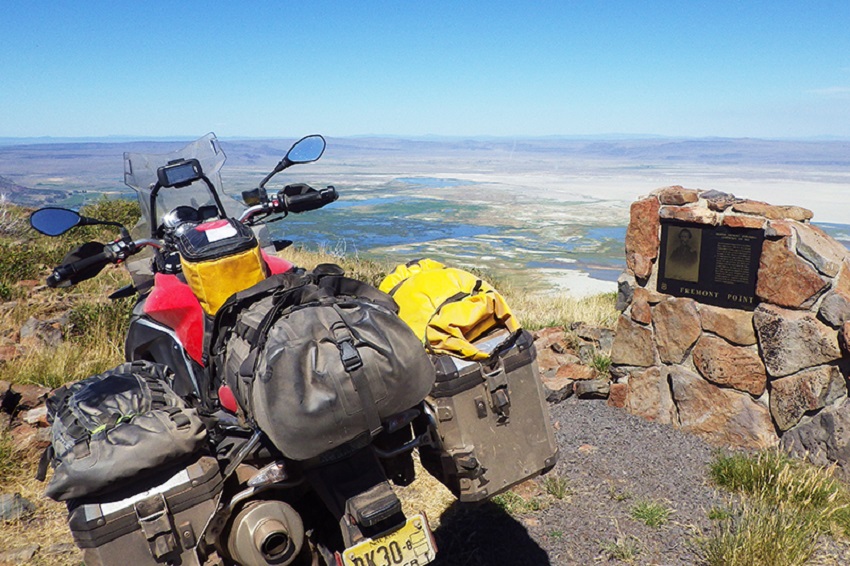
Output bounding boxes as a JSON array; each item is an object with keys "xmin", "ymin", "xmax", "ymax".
[{"xmin": 432, "ymin": 396, "xmax": 727, "ymax": 565}]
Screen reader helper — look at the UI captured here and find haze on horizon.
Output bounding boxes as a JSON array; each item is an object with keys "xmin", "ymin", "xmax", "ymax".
[{"xmin": 1, "ymin": 1, "xmax": 849, "ymax": 140}]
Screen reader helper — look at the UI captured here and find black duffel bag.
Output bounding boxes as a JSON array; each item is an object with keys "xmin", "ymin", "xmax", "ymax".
[
  {"xmin": 210, "ymin": 270, "xmax": 436, "ymax": 461},
  {"xmin": 38, "ymin": 360, "xmax": 208, "ymax": 501}
]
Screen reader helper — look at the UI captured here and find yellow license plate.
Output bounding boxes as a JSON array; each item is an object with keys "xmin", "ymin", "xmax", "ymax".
[{"xmin": 341, "ymin": 513, "xmax": 436, "ymax": 566}]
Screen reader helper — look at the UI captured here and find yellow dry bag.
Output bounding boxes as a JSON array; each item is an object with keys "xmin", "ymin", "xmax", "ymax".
[{"xmin": 380, "ymin": 259, "xmax": 520, "ymax": 360}]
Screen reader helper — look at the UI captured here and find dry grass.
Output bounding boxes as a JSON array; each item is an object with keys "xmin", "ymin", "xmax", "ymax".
[
  {"xmin": 698, "ymin": 450, "xmax": 850, "ymax": 566},
  {"xmin": 277, "ymin": 245, "xmax": 394, "ymax": 288},
  {"xmin": 395, "ymin": 454, "xmax": 457, "ymax": 528},
  {"xmin": 0, "ymin": 450, "xmax": 81, "ymax": 565},
  {"xmin": 501, "ymin": 288, "xmax": 619, "ymax": 330}
]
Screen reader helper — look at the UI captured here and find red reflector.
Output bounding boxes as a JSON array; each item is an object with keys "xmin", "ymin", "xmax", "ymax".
[{"xmin": 218, "ymin": 385, "xmax": 239, "ymax": 413}]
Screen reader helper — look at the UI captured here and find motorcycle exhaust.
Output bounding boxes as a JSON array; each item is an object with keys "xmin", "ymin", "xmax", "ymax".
[{"xmin": 227, "ymin": 500, "xmax": 305, "ymax": 565}]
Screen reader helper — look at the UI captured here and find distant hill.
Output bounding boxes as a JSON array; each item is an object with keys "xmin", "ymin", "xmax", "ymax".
[{"xmin": 0, "ymin": 175, "xmax": 67, "ymax": 205}]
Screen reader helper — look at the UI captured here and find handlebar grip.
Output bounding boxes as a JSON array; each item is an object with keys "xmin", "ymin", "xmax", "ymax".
[
  {"xmin": 284, "ymin": 186, "xmax": 338, "ymax": 213},
  {"xmin": 47, "ymin": 250, "xmax": 115, "ymax": 288}
]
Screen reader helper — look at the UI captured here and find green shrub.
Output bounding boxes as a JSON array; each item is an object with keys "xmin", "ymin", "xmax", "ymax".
[
  {"xmin": 629, "ymin": 499, "xmax": 671, "ymax": 527},
  {"xmin": 542, "ymin": 474, "xmax": 570, "ymax": 500},
  {"xmin": 600, "ymin": 537, "xmax": 640, "ymax": 562},
  {"xmin": 491, "ymin": 490, "xmax": 547, "ymax": 515}
]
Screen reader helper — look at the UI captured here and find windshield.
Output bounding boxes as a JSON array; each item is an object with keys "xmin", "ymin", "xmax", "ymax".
[{"xmin": 123, "ymin": 133, "xmax": 242, "ymax": 237}]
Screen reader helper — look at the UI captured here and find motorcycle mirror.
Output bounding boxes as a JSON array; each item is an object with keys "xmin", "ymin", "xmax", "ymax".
[
  {"xmin": 260, "ymin": 134, "xmax": 326, "ymax": 189},
  {"xmin": 284, "ymin": 134, "xmax": 325, "ymax": 165},
  {"xmin": 30, "ymin": 207, "xmax": 87, "ymax": 236}
]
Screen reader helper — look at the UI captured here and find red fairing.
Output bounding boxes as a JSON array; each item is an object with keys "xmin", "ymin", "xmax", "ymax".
[
  {"xmin": 261, "ymin": 250, "xmax": 295, "ymax": 274},
  {"xmin": 144, "ymin": 273, "xmax": 205, "ymax": 365}
]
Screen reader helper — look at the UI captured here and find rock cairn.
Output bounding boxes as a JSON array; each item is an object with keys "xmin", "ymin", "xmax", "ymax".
[{"xmin": 610, "ymin": 186, "xmax": 850, "ymax": 471}]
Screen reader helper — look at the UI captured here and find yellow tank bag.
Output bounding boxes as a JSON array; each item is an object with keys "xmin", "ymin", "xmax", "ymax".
[{"xmin": 379, "ymin": 259, "xmax": 520, "ymax": 360}]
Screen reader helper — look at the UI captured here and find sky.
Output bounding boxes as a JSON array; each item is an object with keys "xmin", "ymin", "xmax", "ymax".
[{"xmin": 1, "ymin": 1, "xmax": 849, "ymax": 139}]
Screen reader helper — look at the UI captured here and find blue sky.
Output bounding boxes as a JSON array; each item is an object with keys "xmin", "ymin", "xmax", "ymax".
[{"xmin": 1, "ymin": 1, "xmax": 848, "ymax": 139}]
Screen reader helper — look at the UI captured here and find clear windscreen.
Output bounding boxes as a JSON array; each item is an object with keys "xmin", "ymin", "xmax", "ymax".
[{"xmin": 123, "ymin": 133, "xmax": 243, "ymax": 237}]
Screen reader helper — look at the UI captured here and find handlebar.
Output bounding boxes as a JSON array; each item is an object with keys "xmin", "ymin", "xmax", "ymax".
[
  {"xmin": 46, "ymin": 185, "xmax": 337, "ymax": 287},
  {"xmin": 46, "ymin": 238, "xmax": 161, "ymax": 288},
  {"xmin": 238, "ymin": 185, "xmax": 338, "ymax": 223},
  {"xmin": 47, "ymin": 250, "xmax": 116, "ymax": 288},
  {"xmin": 284, "ymin": 186, "xmax": 338, "ymax": 213}
]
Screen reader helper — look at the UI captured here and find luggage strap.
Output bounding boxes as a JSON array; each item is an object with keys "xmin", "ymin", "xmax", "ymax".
[
  {"xmin": 330, "ymin": 307, "xmax": 382, "ymax": 436},
  {"xmin": 135, "ymin": 493, "xmax": 177, "ymax": 561}
]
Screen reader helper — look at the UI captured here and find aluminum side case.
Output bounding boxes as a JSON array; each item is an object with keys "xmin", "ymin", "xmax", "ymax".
[
  {"xmin": 66, "ymin": 455, "xmax": 223, "ymax": 566},
  {"xmin": 420, "ymin": 330, "xmax": 559, "ymax": 502}
]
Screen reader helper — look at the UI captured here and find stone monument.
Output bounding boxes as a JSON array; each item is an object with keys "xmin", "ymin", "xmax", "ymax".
[{"xmin": 610, "ymin": 186, "xmax": 850, "ymax": 473}]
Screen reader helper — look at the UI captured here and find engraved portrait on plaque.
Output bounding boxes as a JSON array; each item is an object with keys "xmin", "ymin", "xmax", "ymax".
[
  {"xmin": 657, "ymin": 221, "xmax": 763, "ymax": 310},
  {"xmin": 664, "ymin": 226, "xmax": 702, "ymax": 282}
]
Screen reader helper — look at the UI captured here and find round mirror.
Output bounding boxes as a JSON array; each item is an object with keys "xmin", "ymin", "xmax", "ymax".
[
  {"xmin": 30, "ymin": 207, "xmax": 83, "ymax": 236},
  {"xmin": 286, "ymin": 135, "xmax": 326, "ymax": 164}
]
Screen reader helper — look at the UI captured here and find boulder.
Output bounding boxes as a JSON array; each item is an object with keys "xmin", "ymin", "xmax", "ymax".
[
  {"xmin": 756, "ymin": 238, "xmax": 828, "ymax": 309},
  {"xmin": 765, "ymin": 219, "xmax": 794, "ymax": 237},
  {"xmin": 818, "ymin": 263, "xmax": 850, "ymax": 327},
  {"xmin": 0, "ymin": 544, "xmax": 40, "ymax": 564},
  {"xmin": 652, "ymin": 186, "xmax": 699, "ymax": 205},
  {"xmin": 702, "ymin": 189, "xmax": 740, "ymax": 212},
  {"xmin": 10, "ymin": 423, "xmax": 51, "ymax": 452},
  {"xmin": 0, "ymin": 344, "xmax": 20, "ymax": 363},
  {"xmin": 555, "ymin": 363, "xmax": 597, "ymax": 381},
  {"xmin": 722, "ymin": 215, "xmax": 767, "ymax": 230},
  {"xmin": 652, "ymin": 298, "xmax": 701, "ymax": 364},
  {"xmin": 607, "ymin": 382, "xmax": 629, "ymax": 409},
  {"xmin": 841, "ymin": 322, "xmax": 850, "ymax": 354},
  {"xmin": 630, "ymin": 296, "xmax": 652, "ymax": 325},
  {"xmin": 611, "ymin": 315, "xmax": 656, "ymax": 367},
  {"xmin": 794, "ymin": 224, "xmax": 848, "ymax": 278},
  {"xmin": 769, "ymin": 366, "xmax": 847, "ymax": 431},
  {"xmin": 536, "ymin": 348, "xmax": 581, "ymax": 374},
  {"xmin": 0, "ymin": 493, "xmax": 36, "ymax": 522},
  {"xmin": 625, "ymin": 197, "xmax": 660, "ymax": 279},
  {"xmin": 574, "ymin": 379, "xmax": 610, "ymax": 399},
  {"xmin": 19, "ymin": 316, "xmax": 64, "ymax": 348},
  {"xmin": 626, "ymin": 366, "xmax": 675, "ymax": 424},
  {"xmin": 691, "ymin": 335, "xmax": 767, "ymax": 396},
  {"xmin": 753, "ymin": 304, "xmax": 842, "ymax": 377},
  {"xmin": 541, "ymin": 374, "xmax": 574, "ymax": 404},
  {"xmin": 616, "ymin": 272, "xmax": 636, "ymax": 311},
  {"xmin": 731, "ymin": 200, "xmax": 813, "ymax": 222},
  {"xmin": 698, "ymin": 304, "xmax": 756, "ymax": 345},
  {"xmin": 23, "ymin": 406, "xmax": 49, "ymax": 427},
  {"xmin": 533, "ymin": 327, "xmax": 569, "ymax": 352},
  {"xmin": 11, "ymin": 383, "xmax": 51, "ymax": 412},
  {"xmin": 669, "ymin": 366, "xmax": 778, "ymax": 449},
  {"xmin": 781, "ymin": 398, "xmax": 850, "ymax": 479},
  {"xmin": 659, "ymin": 205, "xmax": 719, "ymax": 225}
]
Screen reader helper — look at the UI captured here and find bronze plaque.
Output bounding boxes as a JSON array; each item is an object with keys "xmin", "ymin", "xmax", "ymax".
[{"xmin": 657, "ymin": 222, "xmax": 764, "ymax": 310}]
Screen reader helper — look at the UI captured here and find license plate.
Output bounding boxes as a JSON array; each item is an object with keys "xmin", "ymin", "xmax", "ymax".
[{"xmin": 341, "ymin": 513, "xmax": 436, "ymax": 566}]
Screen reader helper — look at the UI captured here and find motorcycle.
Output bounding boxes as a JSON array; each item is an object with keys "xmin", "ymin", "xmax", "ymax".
[{"xmin": 30, "ymin": 134, "xmax": 440, "ymax": 566}]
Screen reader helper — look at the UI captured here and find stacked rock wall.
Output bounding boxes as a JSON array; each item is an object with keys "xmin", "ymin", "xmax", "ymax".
[{"xmin": 611, "ymin": 186, "xmax": 850, "ymax": 461}]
